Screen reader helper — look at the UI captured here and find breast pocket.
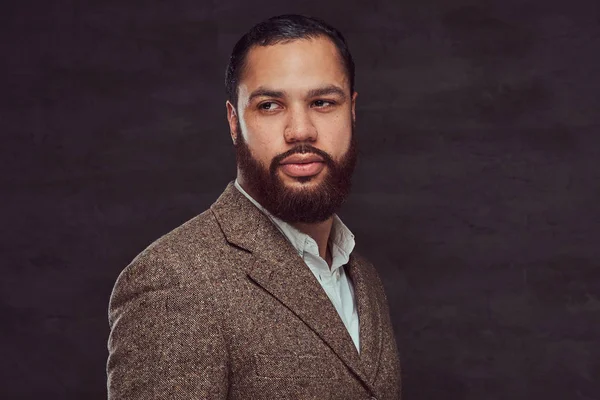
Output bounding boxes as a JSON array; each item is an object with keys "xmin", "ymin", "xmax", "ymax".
[{"xmin": 253, "ymin": 353, "xmax": 338, "ymax": 380}]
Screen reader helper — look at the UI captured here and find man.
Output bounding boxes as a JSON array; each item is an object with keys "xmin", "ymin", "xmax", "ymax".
[{"xmin": 107, "ymin": 14, "xmax": 401, "ymax": 399}]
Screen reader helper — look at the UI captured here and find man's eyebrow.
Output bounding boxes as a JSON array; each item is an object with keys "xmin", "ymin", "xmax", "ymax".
[
  {"xmin": 306, "ymin": 85, "xmax": 348, "ymax": 100},
  {"xmin": 248, "ymin": 87, "xmax": 285, "ymax": 103},
  {"xmin": 247, "ymin": 85, "xmax": 348, "ymax": 103}
]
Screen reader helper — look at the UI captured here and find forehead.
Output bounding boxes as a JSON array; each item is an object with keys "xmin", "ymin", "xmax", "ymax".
[{"xmin": 239, "ymin": 36, "xmax": 349, "ymax": 97}]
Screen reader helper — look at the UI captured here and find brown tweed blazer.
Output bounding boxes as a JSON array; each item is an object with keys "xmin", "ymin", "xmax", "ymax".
[{"xmin": 107, "ymin": 182, "xmax": 401, "ymax": 399}]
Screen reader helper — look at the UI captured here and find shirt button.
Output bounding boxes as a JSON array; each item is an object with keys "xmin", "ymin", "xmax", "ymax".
[{"xmin": 334, "ymin": 269, "xmax": 340, "ymax": 279}]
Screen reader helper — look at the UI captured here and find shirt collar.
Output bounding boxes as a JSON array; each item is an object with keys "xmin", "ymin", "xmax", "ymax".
[{"xmin": 234, "ymin": 179, "xmax": 355, "ymax": 269}]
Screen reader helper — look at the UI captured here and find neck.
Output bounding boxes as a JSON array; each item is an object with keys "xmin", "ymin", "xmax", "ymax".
[
  {"xmin": 291, "ymin": 218, "xmax": 334, "ymax": 265},
  {"xmin": 237, "ymin": 176, "xmax": 334, "ymax": 266}
]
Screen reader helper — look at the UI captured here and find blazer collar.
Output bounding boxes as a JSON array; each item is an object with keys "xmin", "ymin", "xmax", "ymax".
[{"xmin": 210, "ymin": 181, "xmax": 382, "ymax": 393}]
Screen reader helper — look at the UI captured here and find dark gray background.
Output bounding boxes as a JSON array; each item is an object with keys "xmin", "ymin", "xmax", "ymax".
[{"xmin": 1, "ymin": 0, "xmax": 599, "ymax": 399}]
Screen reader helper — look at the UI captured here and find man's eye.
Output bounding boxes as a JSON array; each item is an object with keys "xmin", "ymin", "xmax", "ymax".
[
  {"xmin": 259, "ymin": 102, "xmax": 281, "ymax": 111},
  {"xmin": 313, "ymin": 100, "xmax": 334, "ymax": 108}
]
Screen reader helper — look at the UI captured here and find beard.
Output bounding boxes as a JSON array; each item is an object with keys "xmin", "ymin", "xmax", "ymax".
[{"xmin": 234, "ymin": 123, "xmax": 358, "ymax": 224}]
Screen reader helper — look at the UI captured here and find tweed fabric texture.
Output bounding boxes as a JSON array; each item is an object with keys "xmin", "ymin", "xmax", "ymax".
[{"xmin": 107, "ymin": 182, "xmax": 402, "ymax": 399}]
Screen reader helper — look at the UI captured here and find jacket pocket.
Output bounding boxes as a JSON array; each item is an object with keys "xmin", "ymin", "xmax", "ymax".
[{"xmin": 253, "ymin": 353, "xmax": 338, "ymax": 379}]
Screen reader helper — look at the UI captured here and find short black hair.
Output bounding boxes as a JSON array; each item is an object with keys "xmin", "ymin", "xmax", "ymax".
[{"xmin": 225, "ymin": 14, "xmax": 355, "ymax": 109}]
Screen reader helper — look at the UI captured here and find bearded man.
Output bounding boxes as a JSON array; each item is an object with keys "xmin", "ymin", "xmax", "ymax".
[{"xmin": 107, "ymin": 14, "xmax": 401, "ymax": 400}]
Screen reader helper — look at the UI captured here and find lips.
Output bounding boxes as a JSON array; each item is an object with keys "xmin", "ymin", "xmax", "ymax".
[
  {"xmin": 279, "ymin": 153, "xmax": 326, "ymax": 178},
  {"xmin": 280, "ymin": 154, "xmax": 325, "ymax": 165}
]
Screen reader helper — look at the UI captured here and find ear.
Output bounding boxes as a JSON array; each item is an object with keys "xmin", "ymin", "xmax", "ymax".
[
  {"xmin": 351, "ymin": 91, "xmax": 358, "ymax": 123},
  {"xmin": 226, "ymin": 101, "xmax": 239, "ymax": 145}
]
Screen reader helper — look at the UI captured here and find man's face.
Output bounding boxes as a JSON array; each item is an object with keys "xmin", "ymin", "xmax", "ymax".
[{"xmin": 226, "ymin": 36, "xmax": 358, "ymax": 223}]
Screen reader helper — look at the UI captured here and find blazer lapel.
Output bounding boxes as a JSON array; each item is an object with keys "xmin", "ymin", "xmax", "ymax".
[
  {"xmin": 346, "ymin": 255, "xmax": 384, "ymax": 385},
  {"xmin": 210, "ymin": 182, "xmax": 376, "ymax": 393}
]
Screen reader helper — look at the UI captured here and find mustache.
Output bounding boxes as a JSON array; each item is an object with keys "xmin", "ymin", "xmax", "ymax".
[{"xmin": 271, "ymin": 144, "xmax": 335, "ymax": 169}]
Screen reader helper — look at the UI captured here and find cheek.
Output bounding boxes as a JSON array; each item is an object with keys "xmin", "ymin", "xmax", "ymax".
[
  {"xmin": 318, "ymin": 119, "xmax": 353, "ymax": 157},
  {"xmin": 242, "ymin": 124, "xmax": 284, "ymax": 165}
]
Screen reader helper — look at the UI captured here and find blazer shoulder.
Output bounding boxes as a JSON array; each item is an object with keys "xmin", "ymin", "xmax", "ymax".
[
  {"xmin": 111, "ymin": 211, "xmax": 230, "ymax": 295},
  {"xmin": 137, "ymin": 208, "xmax": 225, "ymax": 261},
  {"xmin": 349, "ymin": 250, "xmax": 373, "ymax": 268},
  {"xmin": 350, "ymin": 250, "xmax": 390, "ymax": 299},
  {"xmin": 350, "ymin": 250, "xmax": 380, "ymax": 280}
]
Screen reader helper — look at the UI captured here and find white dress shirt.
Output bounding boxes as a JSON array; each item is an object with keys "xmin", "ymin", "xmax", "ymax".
[{"xmin": 234, "ymin": 180, "xmax": 360, "ymax": 352}]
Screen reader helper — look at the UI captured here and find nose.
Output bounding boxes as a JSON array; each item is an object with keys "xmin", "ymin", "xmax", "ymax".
[{"xmin": 284, "ymin": 106, "xmax": 317, "ymax": 143}]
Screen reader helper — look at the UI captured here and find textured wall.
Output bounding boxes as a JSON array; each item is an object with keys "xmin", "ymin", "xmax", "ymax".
[{"xmin": 1, "ymin": 0, "xmax": 599, "ymax": 399}]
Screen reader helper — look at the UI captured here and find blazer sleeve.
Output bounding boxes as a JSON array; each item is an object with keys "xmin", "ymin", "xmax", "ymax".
[{"xmin": 106, "ymin": 252, "xmax": 229, "ymax": 399}]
